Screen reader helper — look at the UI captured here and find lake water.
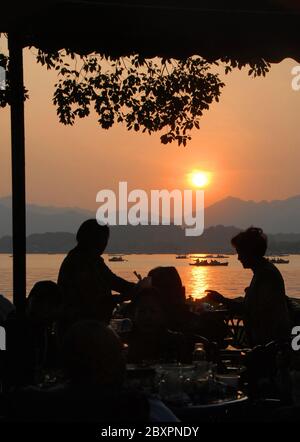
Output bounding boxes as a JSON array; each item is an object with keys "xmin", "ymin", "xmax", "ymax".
[{"xmin": 1, "ymin": 253, "xmax": 300, "ymax": 302}]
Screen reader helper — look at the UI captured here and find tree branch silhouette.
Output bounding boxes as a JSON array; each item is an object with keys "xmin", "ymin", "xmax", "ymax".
[{"xmin": 0, "ymin": 36, "xmax": 270, "ymax": 145}]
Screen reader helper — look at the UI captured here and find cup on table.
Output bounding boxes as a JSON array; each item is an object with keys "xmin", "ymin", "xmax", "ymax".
[
  {"xmin": 216, "ymin": 374, "xmax": 240, "ymax": 388},
  {"xmin": 110, "ymin": 318, "xmax": 132, "ymax": 334}
]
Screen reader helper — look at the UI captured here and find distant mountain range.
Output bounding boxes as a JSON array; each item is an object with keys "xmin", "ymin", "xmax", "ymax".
[
  {"xmin": 204, "ymin": 196, "xmax": 300, "ymax": 234},
  {"xmin": 1, "ymin": 194, "xmax": 300, "ymax": 238},
  {"xmin": 0, "ymin": 196, "xmax": 94, "ymax": 237}
]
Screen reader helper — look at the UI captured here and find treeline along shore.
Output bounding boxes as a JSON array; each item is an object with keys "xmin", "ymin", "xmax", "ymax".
[{"xmin": 1, "ymin": 225, "xmax": 300, "ymax": 254}]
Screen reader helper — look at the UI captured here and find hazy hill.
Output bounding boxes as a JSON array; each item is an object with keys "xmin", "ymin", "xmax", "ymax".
[
  {"xmin": 0, "ymin": 226, "xmax": 244, "ymax": 253},
  {"xmin": 1, "ymin": 224, "xmax": 300, "ymax": 254},
  {"xmin": 0, "ymin": 225, "xmax": 241, "ymax": 254},
  {"xmin": 205, "ymin": 195, "xmax": 300, "ymax": 234},
  {"xmin": 0, "ymin": 196, "xmax": 93, "ymax": 237}
]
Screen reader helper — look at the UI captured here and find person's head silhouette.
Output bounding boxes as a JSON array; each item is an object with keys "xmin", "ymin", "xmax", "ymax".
[
  {"xmin": 27, "ymin": 280, "xmax": 62, "ymax": 323},
  {"xmin": 148, "ymin": 266, "xmax": 185, "ymax": 305},
  {"xmin": 76, "ymin": 219, "xmax": 109, "ymax": 254},
  {"xmin": 231, "ymin": 227, "xmax": 267, "ymax": 269}
]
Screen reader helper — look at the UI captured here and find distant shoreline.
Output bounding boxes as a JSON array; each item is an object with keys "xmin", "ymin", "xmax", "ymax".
[
  {"xmin": 1, "ymin": 252, "xmax": 237, "ymax": 255},
  {"xmin": 2, "ymin": 225, "xmax": 300, "ymax": 254},
  {"xmin": 2, "ymin": 252, "xmax": 300, "ymax": 256}
]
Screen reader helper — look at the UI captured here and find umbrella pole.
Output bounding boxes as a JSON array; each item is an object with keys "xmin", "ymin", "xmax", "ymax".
[{"xmin": 8, "ymin": 33, "xmax": 26, "ymax": 313}]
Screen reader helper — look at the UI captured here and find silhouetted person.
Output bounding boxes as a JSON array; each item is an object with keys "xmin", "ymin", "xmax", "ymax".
[
  {"xmin": 206, "ymin": 227, "xmax": 291, "ymax": 347},
  {"xmin": 125, "ymin": 288, "xmax": 193, "ymax": 364},
  {"xmin": 0, "ymin": 294, "xmax": 15, "ymax": 325},
  {"xmin": 148, "ymin": 266, "xmax": 228, "ymax": 344},
  {"xmin": 58, "ymin": 219, "xmax": 136, "ymax": 329},
  {"xmin": 205, "ymin": 228, "xmax": 293, "ymax": 402},
  {"xmin": 27, "ymin": 281, "xmax": 62, "ymax": 325},
  {"xmin": 148, "ymin": 266, "xmax": 186, "ymax": 306},
  {"xmin": 3, "ymin": 281, "xmax": 62, "ymax": 388},
  {"xmin": 4, "ymin": 321, "xmax": 178, "ymax": 422},
  {"xmin": 27, "ymin": 281, "xmax": 62, "ymax": 371}
]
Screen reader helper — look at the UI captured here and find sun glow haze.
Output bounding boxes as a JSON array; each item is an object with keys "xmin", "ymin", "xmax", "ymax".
[{"xmin": 189, "ymin": 171, "xmax": 211, "ymax": 188}]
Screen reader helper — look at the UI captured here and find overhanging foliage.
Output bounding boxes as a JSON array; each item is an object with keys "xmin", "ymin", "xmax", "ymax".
[{"xmin": 0, "ymin": 35, "xmax": 270, "ymax": 145}]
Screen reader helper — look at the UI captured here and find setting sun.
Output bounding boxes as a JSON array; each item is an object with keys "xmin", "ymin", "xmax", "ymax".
[{"xmin": 189, "ymin": 171, "xmax": 210, "ymax": 188}]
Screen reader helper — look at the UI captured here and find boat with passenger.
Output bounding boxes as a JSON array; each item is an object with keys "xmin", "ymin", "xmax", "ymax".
[
  {"xmin": 189, "ymin": 259, "xmax": 229, "ymax": 267},
  {"xmin": 199, "ymin": 254, "xmax": 229, "ymax": 259},
  {"xmin": 268, "ymin": 257, "xmax": 289, "ymax": 264},
  {"xmin": 108, "ymin": 256, "xmax": 127, "ymax": 262}
]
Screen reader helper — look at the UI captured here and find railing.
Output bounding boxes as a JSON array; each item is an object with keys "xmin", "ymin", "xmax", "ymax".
[{"xmin": 224, "ymin": 314, "xmax": 247, "ymax": 348}]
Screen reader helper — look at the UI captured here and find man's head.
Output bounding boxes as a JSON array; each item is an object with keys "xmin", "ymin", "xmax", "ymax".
[
  {"xmin": 76, "ymin": 219, "xmax": 109, "ymax": 254},
  {"xmin": 231, "ymin": 227, "xmax": 268, "ymax": 268},
  {"xmin": 61, "ymin": 320, "xmax": 126, "ymax": 387}
]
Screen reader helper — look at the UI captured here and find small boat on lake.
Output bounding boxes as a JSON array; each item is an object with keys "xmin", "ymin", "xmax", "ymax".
[
  {"xmin": 190, "ymin": 259, "xmax": 229, "ymax": 267},
  {"xmin": 199, "ymin": 254, "xmax": 229, "ymax": 259},
  {"xmin": 176, "ymin": 255, "xmax": 188, "ymax": 259},
  {"xmin": 268, "ymin": 257, "xmax": 289, "ymax": 264},
  {"xmin": 109, "ymin": 256, "xmax": 127, "ymax": 262}
]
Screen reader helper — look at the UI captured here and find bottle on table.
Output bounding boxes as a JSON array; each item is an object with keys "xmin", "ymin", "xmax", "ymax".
[{"xmin": 193, "ymin": 343, "xmax": 208, "ymax": 379}]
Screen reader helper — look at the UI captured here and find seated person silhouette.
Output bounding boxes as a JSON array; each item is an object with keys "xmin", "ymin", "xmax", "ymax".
[
  {"xmin": 58, "ymin": 219, "xmax": 136, "ymax": 328},
  {"xmin": 206, "ymin": 228, "xmax": 293, "ymax": 400},
  {"xmin": 125, "ymin": 287, "xmax": 193, "ymax": 364},
  {"xmin": 4, "ymin": 321, "xmax": 178, "ymax": 422},
  {"xmin": 3, "ymin": 281, "xmax": 62, "ymax": 388},
  {"xmin": 0, "ymin": 294, "xmax": 15, "ymax": 325},
  {"xmin": 206, "ymin": 227, "xmax": 291, "ymax": 348},
  {"xmin": 27, "ymin": 281, "xmax": 62, "ymax": 371},
  {"xmin": 148, "ymin": 266, "xmax": 228, "ymax": 344}
]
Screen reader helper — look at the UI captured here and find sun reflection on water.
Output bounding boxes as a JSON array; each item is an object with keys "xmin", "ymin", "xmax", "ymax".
[{"xmin": 188, "ymin": 266, "xmax": 210, "ymax": 299}]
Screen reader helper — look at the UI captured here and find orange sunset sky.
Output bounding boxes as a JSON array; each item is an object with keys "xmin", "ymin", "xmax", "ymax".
[{"xmin": 1, "ymin": 36, "xmax": 300, "ymax": 211}]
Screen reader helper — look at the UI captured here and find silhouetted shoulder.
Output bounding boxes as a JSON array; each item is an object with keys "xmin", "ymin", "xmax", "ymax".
[{"xmin": 264, "ymin": 259, "xmax": 285, "ymax": 280}]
